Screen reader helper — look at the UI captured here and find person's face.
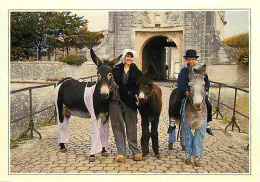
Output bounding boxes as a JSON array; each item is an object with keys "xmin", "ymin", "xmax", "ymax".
[
  {"xmin": 186, "ymin": 57, "xmax": 197, "ymax": 67},
  {"xmin": 124, "ymin": 54, "xmax": 133, "ymax": 66}
]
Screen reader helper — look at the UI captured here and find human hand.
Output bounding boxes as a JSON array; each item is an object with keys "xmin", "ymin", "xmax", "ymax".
[{"xmin": 185, "ymin": 91, "xmax": 190, "ymax": 96}]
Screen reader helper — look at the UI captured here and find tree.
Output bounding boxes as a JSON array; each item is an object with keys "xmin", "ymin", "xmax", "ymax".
[
  {"xmin": 224, "ymin": 33, "xmax": 249, "ymax": 63},
  {"xmin": 11, "ymin": 12, "xmax": 104, "ymax": 61}
]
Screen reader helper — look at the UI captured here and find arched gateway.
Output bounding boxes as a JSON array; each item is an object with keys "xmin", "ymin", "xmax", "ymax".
[{"xmin": 106, "ymin": 11, "xmax": 236, "ymax": 80}]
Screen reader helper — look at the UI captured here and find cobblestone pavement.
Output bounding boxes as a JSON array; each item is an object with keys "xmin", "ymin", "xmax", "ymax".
[{"xmin": 10, "ymin": 86, "xmax": 249, "ymax": 174}]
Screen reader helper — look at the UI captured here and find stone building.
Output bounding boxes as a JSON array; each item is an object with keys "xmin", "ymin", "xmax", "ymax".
[{"xmin": 106, "ymin": 11, "xmax": 239, "ymax": 80}]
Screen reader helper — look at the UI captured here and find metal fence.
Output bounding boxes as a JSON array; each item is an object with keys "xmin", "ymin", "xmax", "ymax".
[
  {"xmin": 208, "ymin": 81, "xmax": 249, "ymax": 132},
  {"xmin": 10, "ymin": 75, "xmax": 98, "ymax": 139}
]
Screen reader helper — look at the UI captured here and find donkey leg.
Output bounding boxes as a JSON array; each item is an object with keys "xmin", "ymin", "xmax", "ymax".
[
  {"xmin": 192, "ymin": 120, "xmax": 207, "ymax": 166},
  {"xmin": 58, "ymin": 116, "xmax": 70, "ymax": 153},
  {"xmin": 151, "ymin": 117, "xmax": 160, "ymax": 158},
  {"xmin": 141, "ymin": 116, "xmax": 150, "ymax": 158},
  {"xmin": 183, "ymin": 119, "xmax": 194, "ymax": 164},
  {"xmin": 54, "ymin": 84, "xmax": 70, "ymax": 153},
  {"xmin": 100, "ymin": 116, "xmax": 110, "ymax": 157}
]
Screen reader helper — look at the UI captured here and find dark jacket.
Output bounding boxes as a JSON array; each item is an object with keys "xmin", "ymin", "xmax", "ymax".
[
  {"xmin": 113, "ymin": 63, "xmax": 142, "ymax": 110},
  {"xmin": 177, "ymin": 67, "xmax": 210, "ymax": 92}
]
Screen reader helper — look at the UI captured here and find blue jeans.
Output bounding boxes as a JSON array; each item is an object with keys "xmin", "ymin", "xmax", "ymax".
[
  {"xmin": 168, "ymin": 128, "xmax": 176, "ymax": 144},
  {"xmin": 183, "ymin": 118, "xmax": 207, "ymax": 158}
]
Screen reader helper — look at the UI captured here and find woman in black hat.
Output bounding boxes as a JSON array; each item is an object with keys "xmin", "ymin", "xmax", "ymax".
[{"xmin": 167, "ymin": 49, "xmax": 213, "ymax": 149}]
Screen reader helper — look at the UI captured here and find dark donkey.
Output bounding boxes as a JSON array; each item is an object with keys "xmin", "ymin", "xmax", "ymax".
[
  {"xmin": 54, "ymin": 48, "xmax": 122, "ymax": 162},
  {"xmin": 137, "ymin": 64, "xmax": 162, "ymax": 159}
]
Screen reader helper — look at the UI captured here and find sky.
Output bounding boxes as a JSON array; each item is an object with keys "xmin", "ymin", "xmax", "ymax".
[{"xmin": 72, "ymin": 10, "xmax": 249, "ymax": 39}]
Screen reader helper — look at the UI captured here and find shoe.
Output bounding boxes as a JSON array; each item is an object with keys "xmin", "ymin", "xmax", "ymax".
[
  {"xmin": 206, "ymin": 128, "xmax": 214, "ymax": 136},
  {"xmin": 167, "ymin": 125, "xmax": 176, "ymax": 134},
  {"xmin": 181, "ymin": 145, "xmax": 185, "ymax": 151},
  {"xmin": 168, "ymin": 143, "xmax": 173, "ymax": 150},
  {"xmin": 133, "ymin": 153, "xmax": 143, "ymax": 161},
  {"xmin": 115, "ymin": 155, "xmax": 125, "ymax": 163},
  {"xmin": 185, "ymin": 158, "xmax": 191, "ymax": 165}
]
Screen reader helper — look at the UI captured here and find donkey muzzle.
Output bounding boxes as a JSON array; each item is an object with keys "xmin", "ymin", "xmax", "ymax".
[
  {"xmin": 101, "ymin": 85, "xmax": 110, "ymax": 99},
  {"xmin": 193, "ymin": 103, "xmax": 201, "ymax": 111}
]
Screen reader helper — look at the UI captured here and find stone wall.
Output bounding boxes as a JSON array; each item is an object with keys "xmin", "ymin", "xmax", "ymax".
[
  {"xmin": 11, "ymin": 61, "xmax": 97, "ymax": 82},
  {"xmin": 207, "ymin": 64, "xmax": 249, "ymax": 87}
]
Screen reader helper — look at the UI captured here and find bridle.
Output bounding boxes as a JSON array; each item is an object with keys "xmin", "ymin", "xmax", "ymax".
[{"xmin": 139, "ymin": 87, "xmax": 153, "ymax": 101}]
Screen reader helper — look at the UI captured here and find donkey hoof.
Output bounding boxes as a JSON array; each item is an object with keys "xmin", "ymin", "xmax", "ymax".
[
  {"xmin": 89, "ymin": 155, "xmax": 96, "ymax": 162},
  {"xmin": 168, "ymin": 143, "xmax": 173, "ymax": 150},
  {"xmin": 60, "ymin": 148, "xmax": 67, "ymax": 153},
  {"xmin": 194, "ymin": 160, "xmax": 201, "ymax": 167},
  {"xmin": 101, "ymin": 152, "xmax": 109, "ymax": 157},
  {"xmin": 185, "ymin": 158, "xmax": 191, "ymax": 165},
  {"xmin": 155, "ymin": 154, "xmax": 161, "ymax": 159}
]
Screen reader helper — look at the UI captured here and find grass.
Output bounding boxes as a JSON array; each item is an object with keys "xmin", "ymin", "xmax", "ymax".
[
  {"xmin": 10, "ymin": 132, "xmax": 31, "ymax": 149},
  {"xmin": 39, "ymin": 118, "xmax": 57, "ymax": 127},
  {"xmin": 219, "ymin": 117, "xmax": 231, "ymax": 124}
]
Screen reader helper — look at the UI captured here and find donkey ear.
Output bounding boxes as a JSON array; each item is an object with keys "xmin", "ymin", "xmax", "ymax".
[
  {"xmin": 107, "ymin": 54, "xmax": 122, "ymax": 67},
  {"xmin": 90, "ymin": 48, "xmax": 101, "ymax": 66},
  {"xmin": 200, "ymin": 64, "xmax": 206, "ymax": 73}
]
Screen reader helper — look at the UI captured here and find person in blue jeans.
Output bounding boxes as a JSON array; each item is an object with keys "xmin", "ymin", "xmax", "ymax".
[{"xmin": 168, "ymin": 49, "xmax": 213, "ymax": 150}]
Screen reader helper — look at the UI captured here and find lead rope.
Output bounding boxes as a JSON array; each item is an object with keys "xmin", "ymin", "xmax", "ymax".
[{"xmin": 111, "ymin": 77, "xmax": 125, "ymax": 113}]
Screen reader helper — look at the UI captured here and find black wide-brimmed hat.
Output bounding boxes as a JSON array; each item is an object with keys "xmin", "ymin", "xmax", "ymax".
[{"xmin": 183, "ymin": 49, "xmax": 199, "ymax": 58}]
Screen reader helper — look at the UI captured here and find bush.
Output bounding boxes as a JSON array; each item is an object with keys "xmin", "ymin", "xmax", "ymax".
[
  {"xmin": 224, "ymin": 33, "xmax": 249, "ymax": 63},
  {"xmin": 60, "ymin": 54, "xmax": 86, "ymax": 65}
]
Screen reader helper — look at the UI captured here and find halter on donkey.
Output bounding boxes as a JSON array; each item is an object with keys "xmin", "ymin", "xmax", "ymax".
[
  {"xmin": 181, "ymin": 64, "xmax": 208, "ymax": 167},
  {"xmin": 54, "ymin": 48, "xmax": 121, "ymax": 162}
]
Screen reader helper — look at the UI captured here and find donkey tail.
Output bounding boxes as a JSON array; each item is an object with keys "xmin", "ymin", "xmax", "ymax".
[{"xmin": 54, "ymin": 82, "xmax": 65, "ymax": 123}]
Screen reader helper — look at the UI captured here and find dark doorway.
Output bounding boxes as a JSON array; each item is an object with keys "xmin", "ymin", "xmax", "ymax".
[{"xmin": 142, "ymin": 36, "xmax": 176, "ymax": 80}]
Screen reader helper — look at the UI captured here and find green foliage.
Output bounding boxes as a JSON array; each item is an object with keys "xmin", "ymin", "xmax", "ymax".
[
  {"xmin": 61, "ymin": 54, "xmax": 86, "ymax": 65},
  {"xmin": 11, "ymin": 12, "xmax": 104, "ymax": 61},
  {"xmin": 224, "ymin": 33, "xmax": 249, "ymax": 63},
  {"xmin": 39, "ymin": 118, "xmax": 57, "ymax": 127},
  {"xmin": 10, "ymin": 133, "xmax": 31, "ymax": 149},
  {"xmin": 220, "ymin": 117, "xmax": 231, "ymax": 124}
]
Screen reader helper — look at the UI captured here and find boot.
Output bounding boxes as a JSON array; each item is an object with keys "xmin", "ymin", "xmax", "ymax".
[
  {"xmin": 133, "ymin": 153, "xmax": 143, "ymax": 161},
  {"xmin": 115, "ymin": 155, "xmax": 125, "ymax": 163}
]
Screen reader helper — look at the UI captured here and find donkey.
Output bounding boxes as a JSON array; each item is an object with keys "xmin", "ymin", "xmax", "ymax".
[
  {"xmin": 181, "ymin": 64, "xmax": 208, "ymax": 167},
  {"xmin": 137, "ymin": 64, "xmax": 162, "ymax": 159},
  {"xmin": 54, "ymin": 48, "xmax": 122, "ymax": 162}
]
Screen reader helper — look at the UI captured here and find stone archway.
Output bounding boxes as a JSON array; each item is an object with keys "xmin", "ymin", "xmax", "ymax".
[
  {"xmin": 142, "ymin": 36, "xmax": 177, "ymax": 80},
  {"xmin": 133, "ymin": 30, "xmax": 183, "ymax": 80}
]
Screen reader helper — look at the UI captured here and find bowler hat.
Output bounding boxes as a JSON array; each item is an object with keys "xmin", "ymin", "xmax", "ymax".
[{"xmin": 183, "ymin": 49, "xmax": 199, "ymax": 58}]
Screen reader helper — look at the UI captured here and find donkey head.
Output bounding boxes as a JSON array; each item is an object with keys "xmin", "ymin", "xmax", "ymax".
[
  {"xmin": 187, "ymin": 64, "xmax": 207, "ymax": 111},
  {"xmin": 90, "ymin": 48, "xmax": 122, "ymax": 99},
  {"xmin": 137, "ymin": 63, "xmax": 155, "ymax": 105},
  {"xmin": 137, "ymin": 76, "xmax": 153, "ymax": 105}
]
